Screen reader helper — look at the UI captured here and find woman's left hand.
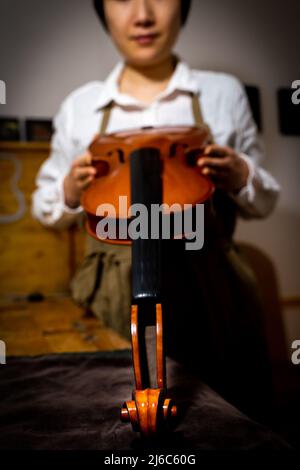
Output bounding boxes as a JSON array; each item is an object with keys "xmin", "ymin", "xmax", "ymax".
[{"xmin": 197, "ymin": 144, "xmax": 249, "ymax": 193}]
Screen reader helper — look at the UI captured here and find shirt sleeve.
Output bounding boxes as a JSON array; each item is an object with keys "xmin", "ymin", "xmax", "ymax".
[
  {"xmin": 31, "ymin": 96, "xmax": 84, "ymax": 230},
  {"xmin": 228, "ymin": 78, "xmax": 281, "ymax": 219}
]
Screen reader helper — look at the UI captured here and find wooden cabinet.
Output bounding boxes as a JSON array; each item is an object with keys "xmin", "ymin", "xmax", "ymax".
[{"xmin": 0, "ymin": 142, "xmax": 85, "ymax": 298}]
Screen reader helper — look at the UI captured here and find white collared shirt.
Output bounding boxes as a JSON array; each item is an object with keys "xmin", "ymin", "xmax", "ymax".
[{"xmin": 31, "ymin": 57, "xmax": 281, "ymax": 229}]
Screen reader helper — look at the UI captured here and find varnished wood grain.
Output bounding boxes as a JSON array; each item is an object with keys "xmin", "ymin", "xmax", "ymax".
[
  {"xmin": 0, "ymin": 143, "xmax": 86, "ymax": 296},
  {"xmin": 0, "ymin": 297, "xmax": 130, "ymax": 356}
]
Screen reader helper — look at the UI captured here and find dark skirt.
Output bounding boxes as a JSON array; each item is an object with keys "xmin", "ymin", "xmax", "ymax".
[{"xmin": 71, "ymin": 233, "xmax": 273, "ymax": 419}]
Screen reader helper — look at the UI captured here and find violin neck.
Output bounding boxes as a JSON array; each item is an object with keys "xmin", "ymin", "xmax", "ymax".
[{"xmin": 130, "ymin": 147, "xmax": 163, "ymax": 305}]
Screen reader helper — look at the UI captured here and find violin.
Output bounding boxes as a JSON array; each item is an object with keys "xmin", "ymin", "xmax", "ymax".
[
  {"xmin": 82, "ymin": 125, "xmax": 214, "ymax": 244},
  {"xmin": 81, "ymin": 125, "xmax": 214, "ymax": 437}
]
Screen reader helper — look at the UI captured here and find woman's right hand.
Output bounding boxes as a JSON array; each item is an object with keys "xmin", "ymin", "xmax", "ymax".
[{"xmin": 63, "ymin": 151, "xmax": 97, "ymax": 209}]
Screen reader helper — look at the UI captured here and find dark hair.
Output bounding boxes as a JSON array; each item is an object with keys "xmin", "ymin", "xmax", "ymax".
[{"xmin": 93, "ymin": 0, "xmax": 192, "ymax": 32}]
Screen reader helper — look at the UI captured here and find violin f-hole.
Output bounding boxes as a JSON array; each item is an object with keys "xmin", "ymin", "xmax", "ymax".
[
  {"xmin": 169, "ymin": 142, "xmax": 188, "ymax": 158},
  {"xmin": 108, "ymin": 148, "xmax": 125, "ymax": 163}
]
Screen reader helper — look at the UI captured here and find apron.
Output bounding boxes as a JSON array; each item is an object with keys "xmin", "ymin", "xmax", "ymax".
[{"xmin": 70, "ymin": 92, "xmax": 273, "ymax": 418}]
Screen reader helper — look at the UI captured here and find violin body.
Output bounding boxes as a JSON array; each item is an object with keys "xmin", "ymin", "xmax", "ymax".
[{"xmin": 82, "ymin": 125, "xmax": 214, "ymax": 244}]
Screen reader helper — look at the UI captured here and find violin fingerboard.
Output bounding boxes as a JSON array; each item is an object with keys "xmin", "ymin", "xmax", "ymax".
[{"xmin": 130, "ymin": 147, "xmax": 163, "ymax": 302}]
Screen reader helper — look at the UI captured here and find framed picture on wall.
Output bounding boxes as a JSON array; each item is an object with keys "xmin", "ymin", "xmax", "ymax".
[
  {"xmin": 277, "ymin": 88, "xmax": 300, "ymax": 136},
  {"xmin": 25, "ymin": 119, "xmax": 53, "ymax": 142},
  {"xmin": 244, "ymin": 85, "xmax": 262, "ymax": 133},
  {"xmin": 0, "ymin": 117, "xmax": 21, "ymax": 141}
]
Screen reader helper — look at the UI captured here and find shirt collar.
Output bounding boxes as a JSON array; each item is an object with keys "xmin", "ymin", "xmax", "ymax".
[{"xmin": 94, "ymin": 54, "xmax": 200, "ymax": 111}]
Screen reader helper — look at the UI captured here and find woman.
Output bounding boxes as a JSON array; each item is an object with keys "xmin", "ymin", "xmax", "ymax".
[{"xmin": 32, "ymin": 0, "xmax": 280, "ymax": 419}]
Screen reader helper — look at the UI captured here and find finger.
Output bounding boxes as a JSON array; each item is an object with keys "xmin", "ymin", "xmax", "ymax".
[
  {"xmin": 78, "ymin": 175, "xmax": 95, "ymax": 190},
  {"xmin": 73, "ymin": 151, "xmax": 93, "ymax": 168},
  {"xmin": 73, "ymin": 166, "xmax": 96, "ymax": 180},
  {"xmin": 201, "ymin": 167, "xmax": 228, "ymax": 187},
  {"xmin": 197, "ymin": 156, "xmax": 231, "ymax": 169},
  {"xmin": 201, "ymin": 167, "xmax": 218, "ymax": 177},
  {"xmin": 203, "ymin": 144, "xmax": 232, "ymax": 157},
  {"xmin": 200, "ymin": 166, "xmax": 228, "ymax": 179}
]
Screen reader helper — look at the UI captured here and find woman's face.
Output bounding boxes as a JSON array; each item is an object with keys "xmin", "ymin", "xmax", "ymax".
[{"xmin": 103, "ymin": 0, "xmax": 182, "ymax": 66}]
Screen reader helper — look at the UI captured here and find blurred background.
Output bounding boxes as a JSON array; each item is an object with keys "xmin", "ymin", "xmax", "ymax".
[{"xmin": 0, "ymin": 0, "xmax": 299, "ymax": 446}]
